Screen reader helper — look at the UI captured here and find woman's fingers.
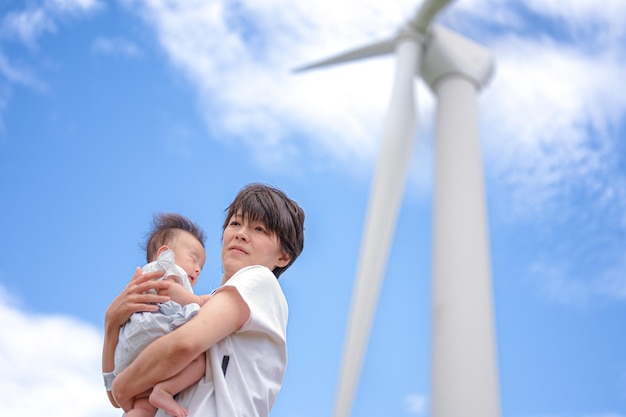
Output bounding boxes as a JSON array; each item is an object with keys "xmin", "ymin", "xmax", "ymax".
[
  {"xmin": 130, "ymin": 269, "xmax": 167, "ymax": 292},
  {"xmin": 106, "ymin": 269, "xmax": 169, "ymax": 326},
  {"xmin": 127, "ymin": 290, "xmax": 169, "ymax": 306},
  {"xmin": 122, "ymin": 270, "xmax": 170, "ymax": 309}
]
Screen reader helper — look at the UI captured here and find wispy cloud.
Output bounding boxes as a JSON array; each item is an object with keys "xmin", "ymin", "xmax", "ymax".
[
  {"xmin": 482, "ymin": 35, "xmax": 626, "ymax": 216},
  {"xmin": 526, "ymin": 0, "xmax": 626, "ymax": 42},
  {"xmin": 92, "ymin": 36, "xmax": 141, "ymax": 57},
  {"xmin": 0, "ymin": 0, "xmax": 104, "ymax": 135},
  {"xmin": 527, "ymin": 253, "xmax": 626, "ymax": 306},
  {"xmin": 0, "ymin": 0, "xmax": 103, "ymax": 46},
  {"xmin": 0, "ymin": 7, "xmax": 56, "ymax": 46},
  {"xmin": 0, "ymin": 285, "xmax": 117, "ymax": 417},
  {"xmin": 119, "ymin": 1, "xmax": 626, "ymax": 186},
  {"xmin": 0, "ymin": 85, "xmax": 9, "ymax": 135},
  {"xmin": 0, "ymin": 50, "xmax": 45, "ymax": 89},
  {"xmin": 120, "ymin": 0, "xmax": 428, "ymax": 172},
  {"xmin": 0, "ymin": 51, "xmax": 45, "ymax": 136}
]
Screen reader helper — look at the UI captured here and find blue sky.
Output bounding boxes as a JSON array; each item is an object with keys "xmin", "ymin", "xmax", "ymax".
[{"xmin": 1, "ymin": 0, "xmax": 625, "ymax": 416}]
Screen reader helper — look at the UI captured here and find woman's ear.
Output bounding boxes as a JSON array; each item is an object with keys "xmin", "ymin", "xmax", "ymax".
[{"xmin": 276, "ymin": 252, "xmax": 291, "ymax": 268}]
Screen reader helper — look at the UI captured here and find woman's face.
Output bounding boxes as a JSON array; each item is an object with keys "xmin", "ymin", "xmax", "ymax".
[{"xmin": 221, "ymin": 211, "xmax": 290, "ymax": 281}]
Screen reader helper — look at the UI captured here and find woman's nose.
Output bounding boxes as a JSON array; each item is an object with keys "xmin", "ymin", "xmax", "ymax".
[{"xmin": 235, "ymin": 227, "xmax": 249, "ymax": 241}]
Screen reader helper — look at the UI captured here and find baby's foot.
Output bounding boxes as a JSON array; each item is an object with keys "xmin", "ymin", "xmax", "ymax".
[{"xmin": 149, "ymin": 387, "xmax": 188, "ymax": 417}]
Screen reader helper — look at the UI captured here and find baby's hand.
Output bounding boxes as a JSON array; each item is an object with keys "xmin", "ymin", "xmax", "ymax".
[
  {"xmin": 160, "ymin": 279, "xmax": 211, "ymax": 307},
  {"xmin": 198, "ymin": 293, "xmax": 212, "ymax": 306},
  {"xmin": 158, "ymin": 279, "xmax": 189, "ymax": 304}
]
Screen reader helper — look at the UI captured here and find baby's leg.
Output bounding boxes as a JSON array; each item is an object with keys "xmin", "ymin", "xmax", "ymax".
[
  {"xmin": 149, "ymin": 354, "xmax": 206, "ymax": 417},
  {"xmin": 125, "ymin": 394, "xmax": 157, "ymax": 417}
]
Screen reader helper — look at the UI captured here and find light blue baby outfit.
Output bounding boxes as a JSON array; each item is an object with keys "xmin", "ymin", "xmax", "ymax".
[{"xmin": 113, "ymin": 250, "xmax": 201, "ymax": 375}]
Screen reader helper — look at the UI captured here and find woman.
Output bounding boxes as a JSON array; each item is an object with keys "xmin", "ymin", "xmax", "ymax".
[{"xmin": 102, "ymin": 183, "xmax": 305, "ymax": 416}]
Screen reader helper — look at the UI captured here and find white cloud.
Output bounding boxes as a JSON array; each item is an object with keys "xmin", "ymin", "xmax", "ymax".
[
  {"xmin": 119, "ymin": 0, "xmax": 438, "ymax": 173},
  {"xmin": 111, "ymin": 0, "xmax": 626, "ymax": 306},
  {"xmin": 481, "ymin": 35, "xmax": 626, "ymax": 217},
  {"xmin": 47, "ymin": 0, "xmax": 103, "ymax": 14},
  {"xmin": 527, "ymin": 254, "xmax": 626, "ymax": 306},
  {"xmin": 0, "ymin": 286, "xmax": 119, "ymax": 417},
  {"xmin": 0, "ymin": 84, "xmax": 10, "ymax": 135},
  {"xmin": 92, "ymin": 36, "xmax": 141, "ymax": 57},
  {"xmin": 0, "ymin": 51, "xmax": 44, "ymax": 89},
  {"xmin": 0, "ymin": 0, "xmax": 103, "ymax": 46},
  {"xmin": 0, "ymin": 7, "xmax": 56, "ymax": 45},
  {"xmin": 0, "ymin": 0, "xmax": 104, "ymax": 136},
  {"xmin": 118, "ymin": 1, "xmax": 626, "ymax": 191},
  {"xmin": 525, "ymin": 0, "xmax": 626, "ymax": 41}
]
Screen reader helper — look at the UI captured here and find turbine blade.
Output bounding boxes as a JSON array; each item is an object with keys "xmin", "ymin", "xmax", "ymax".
[
  {"xmin": 332, "ymin": 37, "xmax": 422, "ymax": 417},
  {"xmin": 293, "ymin": 37, "xmax": 395, "ymax": 72},
  {"xmin": 410, "ymin": 0, "xmax": 455, "ymax": 33}
]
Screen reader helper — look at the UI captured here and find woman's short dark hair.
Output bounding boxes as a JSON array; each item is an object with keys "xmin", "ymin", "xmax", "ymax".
[{"xmin": 223, "ymin": 183, "xmax": 305, "ymax": 278}]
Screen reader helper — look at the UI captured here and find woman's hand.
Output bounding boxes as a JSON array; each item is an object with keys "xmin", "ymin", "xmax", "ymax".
[
  {"xmin": 105, "ymin": 267, "xmax": 170, "ymax": 330},
  {"xmin": 102, "ymin": 267, "xmax": 172, "ymax": 406},
  {"xmin": 111, "ymin": 379, "xmax": 149, "ymax": 413}
]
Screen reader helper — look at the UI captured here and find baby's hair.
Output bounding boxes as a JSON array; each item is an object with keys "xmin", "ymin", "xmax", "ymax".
[
  {"xmin": 143, "ymin": 213, "xmax": 206, "ymax": 263},
  {"xmin": 223, "ymin": 183, "xmax": 305, "ymax": 278}
]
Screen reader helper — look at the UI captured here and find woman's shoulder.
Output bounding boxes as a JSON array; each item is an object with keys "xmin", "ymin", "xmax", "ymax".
[
  {"xmin": 227, "ymin": 265, "xmax": 276, "ymax": 287},
  {"xmin": 225, "ymin": 265, "xmax": 287, "ymax": 315}
]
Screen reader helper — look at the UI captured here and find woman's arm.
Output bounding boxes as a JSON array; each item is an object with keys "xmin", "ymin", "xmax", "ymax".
[
  {"xmin": 102, "ymin": 267, "xmax": 170, "ymax": 407},
  {"xmin": 111, "ymin": 285, "xmax": 250, "ymax": 412}
]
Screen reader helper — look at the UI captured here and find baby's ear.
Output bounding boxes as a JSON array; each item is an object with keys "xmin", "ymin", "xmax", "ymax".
[{"xmin": 156, "ymin": 245, "xmax": 170, "ymax": 256}]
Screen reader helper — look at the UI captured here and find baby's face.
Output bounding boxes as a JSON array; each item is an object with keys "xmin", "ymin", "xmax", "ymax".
[{"xmin": 169, "ymin": 231, "xmax": 206, "ymax": 287}]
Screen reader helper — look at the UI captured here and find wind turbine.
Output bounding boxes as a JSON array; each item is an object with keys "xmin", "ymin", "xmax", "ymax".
[{"xmin": 296, "ymin": 1, "xmax": 499, "ymax": 417}]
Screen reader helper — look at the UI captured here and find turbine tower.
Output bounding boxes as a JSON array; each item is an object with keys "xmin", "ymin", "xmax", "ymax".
[{"xmin": 297, "ymin": 1, "xmax": 499, "ymax": 417}]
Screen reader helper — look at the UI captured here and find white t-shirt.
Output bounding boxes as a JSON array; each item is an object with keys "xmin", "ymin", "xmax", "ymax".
[{"xmin": 154, "ymin": 265, "xmax": 288, "ymax": 417}]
